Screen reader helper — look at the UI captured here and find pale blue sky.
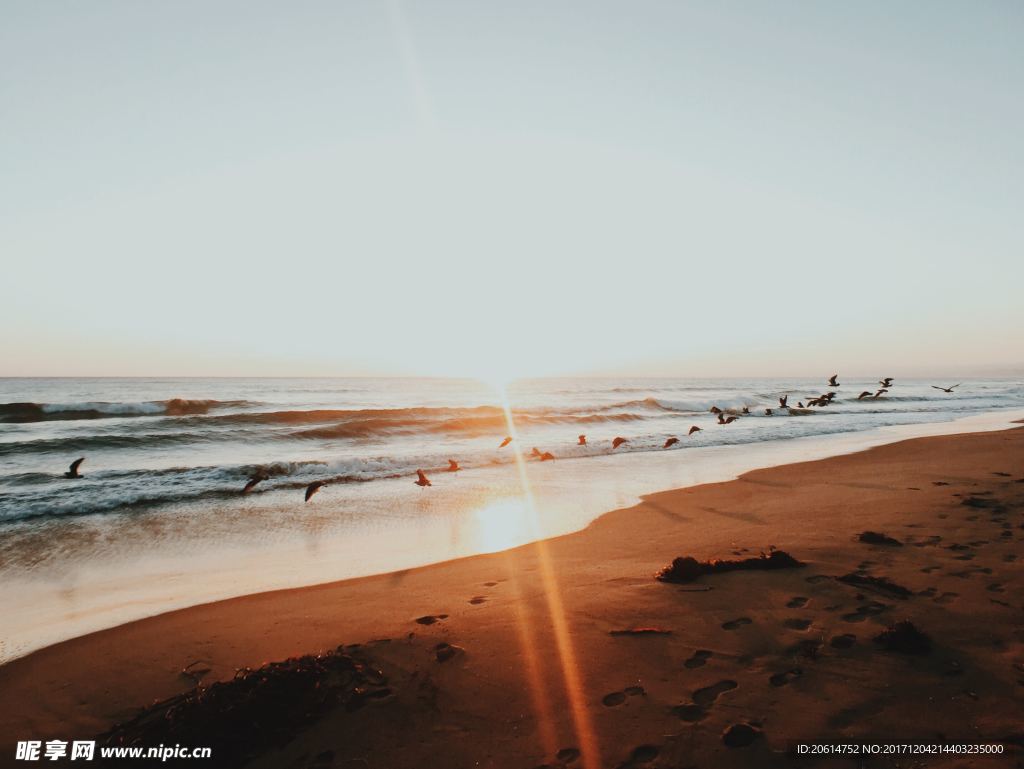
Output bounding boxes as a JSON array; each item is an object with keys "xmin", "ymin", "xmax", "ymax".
[{"xmin": 2, "ymin": 1, "xmax": 1022, "ymax": 378}]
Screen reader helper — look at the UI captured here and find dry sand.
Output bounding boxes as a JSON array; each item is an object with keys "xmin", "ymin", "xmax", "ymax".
[{"xmin": 1, "ymin": 428, "xmax": 1022, "ymax": 768}]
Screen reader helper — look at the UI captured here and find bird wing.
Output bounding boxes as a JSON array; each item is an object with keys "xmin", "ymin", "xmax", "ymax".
[
  {"xmin": 69, "ymin": 457, "xmax": 84, "ymax": 473},
  {"xmin": 951, "ymin": 384, "xmax": 961, "ymax": 389},
  {"xmin": 417, "ymin": 470, "xmax": 428, "ymax": 482},
  {"xmin": 930, "ymin": 386, "xmax": 944, "ymax": 390}
]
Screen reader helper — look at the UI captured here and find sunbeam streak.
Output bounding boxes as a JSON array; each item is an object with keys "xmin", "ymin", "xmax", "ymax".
[{"xmin": 495, "ymin": 384, "xmax": 602, "ymax": 769}]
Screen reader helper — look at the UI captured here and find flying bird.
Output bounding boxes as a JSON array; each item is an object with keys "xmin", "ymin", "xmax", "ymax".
[
  {"xmin": 879, "ymin": 377, "xmax": 894, "ymax": 387},
  {"xmin": 778, "ymin": 395, "xmax": 788, "ymax": 408},
  {"xmin": 612, "ymin": 436, "xmax": 629, "ymax": 449},
  {"xmin": 531, "ymin": 447, "xmax": 542, "ymax": 458},
  {"xmin": 499, "ymin": 436, "xmax": 512, "ymax": 448},
  {"xmin": 577, "ymin": 435, "xmax": 587, "ymax": 445},
  {"xmin": 797, "ymin": 401, "xmax": 805, "ymax": 408},
  {"xmin": 857, "ymin": 391, "xmax": 872, "ymax": 400},
  {"xmin": 663, "ymin": 437, "xmax": 679, "ymax": 448},
  {"xmin": 242, "ymin": 471, "xmax": 269, "ymax": 493},
  {"xmin": 539, "ymin": 451, "xmax": 555, "ymax": 461},
  {"xmin": 415, "ymin": 469, "xmax": 432, "ymax": 487},
  {"xmin": 688, "ymin": 425, "xmax": 702, "ymax": 435},
  {"xmin": 447, "ymin": 459, "xmax": 460, "ymax": 472},
  {"xmin": 828, "ymin": 374, "xmax": 840, "ymax": 387},
  {"xmin": 717, "ymin": 413, "xmax": 738, "ymax": 425},
  {"xmin": 873, "ymin": 389, "xmax": 888, "ymax": 398},
  {"xmin": 931, "ymin": 384, "xmax": 961, "ymax": 393},
  {"xmin": 304, "ymin": 481, "xmax": 326, "ymax": 502},
  {"xmin": 709, "ymin": 406, "xmax": 723, "ymax": 414},
  {"xmin": 765, "ymin": 408, "xmax": 773, "ymax": 415},
  {"xmin": 64, "ymin": 457, "xmax": 85, "ymax": 479}
]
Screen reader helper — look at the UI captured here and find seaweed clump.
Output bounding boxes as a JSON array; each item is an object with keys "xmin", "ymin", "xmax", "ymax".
[
  {"xmin": 858, "ymin": 531, "xmax": 902, "ymax": 546},
  {"xmin": 836, "ymin": 573, "xmax": 913, "ymax": 599},
  {"xmin": 97, "ymin": 647, "xmax": 391, "ymax": 769},
  {"xmin": 874, "ymin": 621, "xmax": 932, "ymax": 655},
  {"xmin": 656, "ymin": 550, "xmax": 805, "ymax": 584}
]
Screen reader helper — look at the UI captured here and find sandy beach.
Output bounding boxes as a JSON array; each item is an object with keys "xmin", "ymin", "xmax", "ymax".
[{"xmin": 1, "ymin": 426, "xmax": 1022, "ymax": 768}]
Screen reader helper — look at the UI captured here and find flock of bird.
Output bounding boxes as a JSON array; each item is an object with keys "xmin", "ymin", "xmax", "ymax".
[{"xmin": 58, "ymin": 376, "xmax": 966, "ymax": 502}]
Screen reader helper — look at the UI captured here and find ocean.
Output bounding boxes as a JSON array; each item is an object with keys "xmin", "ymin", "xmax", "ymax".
[{"xmin": 2, "ymin": 376, "xmax": 1022, "ymax": 661}]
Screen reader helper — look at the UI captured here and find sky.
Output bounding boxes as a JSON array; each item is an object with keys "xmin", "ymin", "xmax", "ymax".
[{"xmin": 2, "ymin": 1, "xmax": 1022, "ymax": 380}]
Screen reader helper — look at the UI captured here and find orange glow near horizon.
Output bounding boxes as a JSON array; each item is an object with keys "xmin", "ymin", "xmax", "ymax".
[{"xmin": 495, "ymin": 385, "xmax": 602, "ymax": 769}]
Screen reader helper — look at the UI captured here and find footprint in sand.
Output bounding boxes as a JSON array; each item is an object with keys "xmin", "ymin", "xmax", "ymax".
[
  {"xmin": 602, "ymin": 686, "xmax": 645, "ymax": 707},
  {"xmin": 805, "ymin": 575, "xmax": 831, "ymax": 584},
  {"xmin": 468, "ymin": 596, "xmax": 487, "ymax": 605},
  {"xmin": 556, "ymin": 748, "xmax": 580, "ymax": 764},
  {"xmin": 693, "ymin": 679, "xmax": 738, "ymax": 706},
  {"xmin": 786, "ymin": 596, "xmax": 809, "ymax": 608},
  {"xmin": 769, "ymin": 668, "xmax": 803, "ymax": 687},
  {"xmin": 934, "ymin": 592, "xmax": 959, "ymax": 605},
  {"xmin": 921, "ymin": 565, "xmax": 942, "ymax": 574},
  {"xmin": 783, "ymin": 618, "xmax": 812, "ymax": 631},
  {"xmin": 673, "ymin": 680, "xmax": 737, "ymax": 721},
  {"xmin": 830, "ymin": 633, "xmax": 857, "ymax": 649},
  {"xmin": 987, "ymin": 583, "xmax": 1005, "ymax": 593},
  {"xmin": 602, "ymin": 691, "xmax": 627, "ymax": 707},
  {"xmin": 1003, "ymin": 554, "xmax": 1018, "ymax": 563},
  {"xmin": 435, "ymin": 643, "xmax": 463, "ymax": 663},
  {"xmin": 483, "ymin": 581, "xmax": 499, "ymax": 587},
  {"xmin": 722, "ymin": 617, "xmax": 752, "ymax": 630},
  {"xmin": 722, "ymin": 722, "xmax": 763, "ymax": 748},
  {"xmin": 415, "ymin": 614, "xmax": 448, "ymax": 625},
  {"xmin": 918, "ymin": 587, "xmax": 937, "ymax": 598},
  {"xmin": 684, "ymin": 649, "xmax": 713, "ymax": 669},
  {"xmin": 625, "ymin": 745, "xmax": 659, "ymax": 764}
]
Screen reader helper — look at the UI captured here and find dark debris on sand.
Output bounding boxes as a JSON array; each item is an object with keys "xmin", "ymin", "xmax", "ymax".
[
  {"xmin": 97, "ymin": 647, "xmax": 391, "ymax": 769},
  {"xmin": 656, "ymin": 550, "xmax": 805, "ymax": 584},
  {"xmin": 858, "ymin": 531, "xmax": 902, "ymax": 546},
  {"xmin": 874, "ymin": 620, "xmax": 932, "ymax": 655},
  {"xmin": 836, "ymin": 573, "xmax": 913, "ymax": 599}
]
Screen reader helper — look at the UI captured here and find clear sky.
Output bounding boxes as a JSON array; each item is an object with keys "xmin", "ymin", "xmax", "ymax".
[{"xmin": 2, "ymin": 1, "xmax": 1022, "ymax": 379}]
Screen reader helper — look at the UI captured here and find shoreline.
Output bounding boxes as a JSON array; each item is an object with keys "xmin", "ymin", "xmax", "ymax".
[
  {"xmin": 3, "ymin": 407, "xmax": 1024, "ymax": 666},
  {"xmin": 2, "ymin": 425, "xmax": 1023, "ymax": 767}
]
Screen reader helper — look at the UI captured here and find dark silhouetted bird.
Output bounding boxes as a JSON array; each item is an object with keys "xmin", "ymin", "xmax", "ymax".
[
  {"xmin": 499, "ymin": 436, "xmax": 512, "ymax": 448},
  {"xmin": 664, "ymin": 437, "xmax": 679, "ymax": 448},
  {"xmin": 305, "ymin": 481, "xmax": 326, "ymax": 502},
  {"xmin": 718, "ymin": 413, "xmax": 738, "ymax": 425},
  {"xmin": 415, "ymin": 469, "xmax": 432, "ymax": 487},
  {"xmin": 779, "ymin": 395, "xmax": 788, "ymax": 408},
  {"xmin": 578, "ymin": 435, "xmax": 587, "ymax": 445},
  {"xmin": 828, "ymin": 373, "xmax": 840, "ymax": 387},
  {"xmin": 931, "ymin": 384, "xmax": 961, "ymax": 393},
  {"xmin": 539, "ymin": 451, "xmax": 555, "ymax": 461},
  {"xmin": 879, "ymin": 377, "xmax": 894, "ymax": 388},
  {"xmin": 612, "ymin": 437, "xmax": 629, "ymax": 449},
  {"xmin": 447, "ymin": 459, "xmax": 460, "ymax": 472},
  {"xmin": 64, "ymin": 457, "xmax": 85, "ymax": 479},
  {"xmin": 709, "ymin": 406, "xmax": 723, "ymax": 414},
  {"xmin": 688, "ymin": 425, "xmax": 702, "ymax": 435},
  {"xmin": 243, "ymin": 471, "xmax": 269, "ymax": 493}
]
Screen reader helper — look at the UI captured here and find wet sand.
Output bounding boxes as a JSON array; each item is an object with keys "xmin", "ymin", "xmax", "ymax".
[{"xmin": 1, "ymin": 427, "xmax": 1022, "ymax": 768}]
